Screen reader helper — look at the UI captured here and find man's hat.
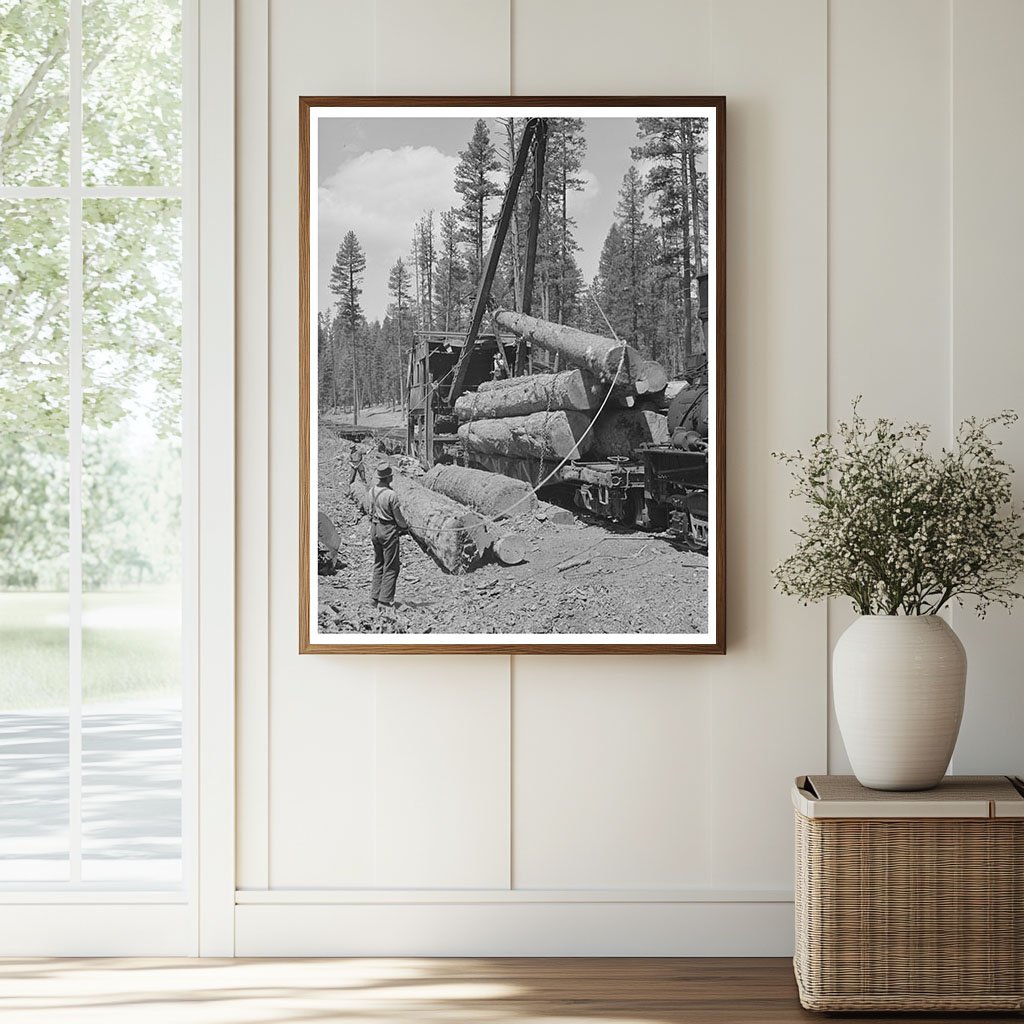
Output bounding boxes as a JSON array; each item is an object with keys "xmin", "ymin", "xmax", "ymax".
[{"xmin": 376, "ymin": 464, "xmax": 393, "ymax": 482}]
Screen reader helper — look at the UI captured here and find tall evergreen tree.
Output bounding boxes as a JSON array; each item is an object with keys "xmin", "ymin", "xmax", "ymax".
[
  {"xmin": 536, "ymin": 118, "xmax": 586, "ymax": 328},
  {"xmin": 684, "ymin": 119, "xmax": 708, "ymax": 277},
  {"xmin": 435, "ymin": 207, "xmax": 468, "ymax": 331},
  {"xmin": 593, "ymin": 223, "xmax": 632, "ymax": 342},
  {"xmin": 551, "ymin": 118, "xmax": 586, "ymax": 324},
  {"xmin": 415, "ymin": 211, "xmax": 436, "ymax": 329},
  {"xmin": 633, "ymin": 117, "xmax": 707, "ymax": 364},
  {"xmin": 495, "ymin": 116, "xmax": 528, "ymax": 311},
  {"xmin": 613, "ymin": 165, "xmax": 651, "ymax": 345},
  {"xmin": 317, "ymin": 310, "xmax": 334, "ymax": 411},
  {"xmin": 387, "ymin": 257, "xmax": 412, "ymax": 404},
  {"xmin": 328, "ymin": 230, "xmax": 366, "ymax": 421},
  {"xmin": 409, "ymin": 229, "xmax": 422, "ymax": 329},
  {"xmin": 454, "ymin": 119, "xmax": 501, "ymax": 283}
]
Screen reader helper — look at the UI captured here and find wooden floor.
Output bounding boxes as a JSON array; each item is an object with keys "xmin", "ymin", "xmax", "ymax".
[{"xmin": 0, "ymin": 957, "xmax": 1019, "ymax": 1023}]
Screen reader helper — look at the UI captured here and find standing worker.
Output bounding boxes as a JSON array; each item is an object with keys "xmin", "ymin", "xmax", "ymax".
[{"xmin": 368, "ymin": 463, "xmax": 409, "ymax": 609}]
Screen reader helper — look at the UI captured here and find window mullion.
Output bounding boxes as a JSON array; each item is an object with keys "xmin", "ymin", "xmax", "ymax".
[{"xmin": 68, "ymin": 0, "xmax": 84, "ymax": 886}]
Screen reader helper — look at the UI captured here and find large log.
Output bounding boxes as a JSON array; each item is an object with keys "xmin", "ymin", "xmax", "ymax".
[
  {"xmin": 591, "ymin": 408, "xmax": 669, "ymax": 458},
  {"xmin": 458, "ymin": 410, "xmax": 593, "ymax": 462},
  {"xmin": 495, "ymin": 310, "xmax": 646, "ymax": 388},
  {"xmin": 423, "ymin": 463, "xmax": 537, "ymax": 520},
  {"xmin": 478, "ymin": 375, "xmax": 525, "ymax": 393},
  {"xmin": 477, "ymin": 370, "xmax": 634, "ymax": 409},
  {"xmin": 664, "ymin": 380, "xmax": 690, "ymax": 403},
  {"xmin": 635, "ymin": 359, "xmax": 669, "ymax": 396},
  {"xmin": 465, "ymin": 452, "xmax": 567, "ymax": 488},
  {"xmin": 492, "ymin": 534, "xmax": 527, "ymax": 566},
  {"xmin": 633, "ymin": 380, "xmax": 689, "ymax": 413},
  {"xmin": 356, "ymin": 453, "xmax": 491, "ymax": 573},
  {"xmin": 455, "ymin": 369, "xmax": 606, "ymax": 421}
]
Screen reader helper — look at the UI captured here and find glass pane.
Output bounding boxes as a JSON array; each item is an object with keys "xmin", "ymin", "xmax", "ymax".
[
  {"xmin": 0, "ymin": 0, "xmax": 70, "ymax": 186},
  {"xmin": 82, "ymin": 0, "xmax": 182, "ymax": 186},
  {"xmin": 0, "ymin": 199, "xmax": 70, "ymax": 881},
  {"xmin": 81, "ymin": 198, "xmax": 181, "ymax": 884}
]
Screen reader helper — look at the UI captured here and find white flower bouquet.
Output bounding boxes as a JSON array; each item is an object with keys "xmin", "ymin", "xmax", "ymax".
[{"xmin": 773, "ymin": 402, "xmax": 1024, "ymax": 616}]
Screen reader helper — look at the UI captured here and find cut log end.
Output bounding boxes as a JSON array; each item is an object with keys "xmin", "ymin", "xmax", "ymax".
[
  {"xmin": 636, "ymin": 359, "xmax": 669, "ymax": 397},
  {"xmin": 492, "ymin": 535, "xmax": 527, "ymax": 566}
]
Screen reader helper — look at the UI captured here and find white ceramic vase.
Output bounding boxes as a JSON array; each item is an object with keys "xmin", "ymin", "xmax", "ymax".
[{"xmin": 833, "ymin": 615, "xmax": 967, "ymax": 791}]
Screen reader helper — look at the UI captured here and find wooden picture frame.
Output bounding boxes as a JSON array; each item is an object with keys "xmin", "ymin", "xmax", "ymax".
[{"xmin": 300, "ymin": 97, "xmax": 726, "ymax": 654}]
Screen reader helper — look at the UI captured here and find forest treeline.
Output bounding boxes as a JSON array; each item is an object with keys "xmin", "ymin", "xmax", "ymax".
[{"xmin": 318, "ymin": 116, "xmax": 708, "ymax": 416}]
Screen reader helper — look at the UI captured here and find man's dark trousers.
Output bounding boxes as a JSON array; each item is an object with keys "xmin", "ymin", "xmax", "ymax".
[{"xmin": 370, "ymin": 522, "xmax": 400, "ymax": 605}]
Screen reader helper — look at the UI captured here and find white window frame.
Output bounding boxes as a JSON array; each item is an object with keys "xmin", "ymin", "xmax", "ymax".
[{"xmin": 0, "ymin": 0, "xmax": 235, "ymax": 955}]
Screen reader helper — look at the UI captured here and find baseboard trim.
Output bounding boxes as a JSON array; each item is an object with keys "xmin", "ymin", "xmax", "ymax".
[
  {"xmin": 236, "ymin": 887, "xmax": 792, "ymax": 904},
  {"xmin": 235, "ymin": 900, "xmax": 795, "ymax": 956}
]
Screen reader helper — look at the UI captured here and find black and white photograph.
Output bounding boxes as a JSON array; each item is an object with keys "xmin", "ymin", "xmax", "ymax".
[{"xmin": 301, "ymin": 99, "xmax": 725, "ymax": 652}]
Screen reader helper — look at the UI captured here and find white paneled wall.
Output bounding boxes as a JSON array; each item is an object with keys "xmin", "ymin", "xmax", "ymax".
[
  {"xmin": 948, "ymin": 0, "xmax": 1024, "ymax": 777},
  {"xmin": 376, "ymin": 0, "xmax": 510, "ymax": 95},
  {"xmin": 513, "ymin": 658, "xmax": 713, "ymax": 889},
  {"xmin": 373, "ymin": 659, "xmax": 511, "ymax": 889},
  {"xmin": 511, "ymin": 0, "xmax": 712, "ymax": 93},
  {"xmin": 826, "ymin": 0, "xmax": 952, "ymax": 773},
  {"xmin": 234, "ymin": 0, "xmax": 1024, "ymax": 954},
  {"xmin": 705, "ymin": 0, "xmax": 828, "ymax": 890}
]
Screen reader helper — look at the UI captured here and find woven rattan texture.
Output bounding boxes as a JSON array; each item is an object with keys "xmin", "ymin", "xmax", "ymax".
[
  {"xmin": 805, "ymin": 774, "xmax": 1023, "ymax": 804},
  {"xmin": 794, "ymin": 812, "xmax": 1024, "ymax": 1011}
]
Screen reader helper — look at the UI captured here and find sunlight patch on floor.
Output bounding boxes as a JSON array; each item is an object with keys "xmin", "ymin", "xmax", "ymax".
[{"xmin": 0, "ymin": 958, "xmax": 675, "ymax": 1024}]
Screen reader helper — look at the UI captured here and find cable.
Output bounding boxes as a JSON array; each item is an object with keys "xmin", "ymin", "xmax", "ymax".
[{"xmin": 354, "ymin": 288, "xmax": 630, "ymax": 533}]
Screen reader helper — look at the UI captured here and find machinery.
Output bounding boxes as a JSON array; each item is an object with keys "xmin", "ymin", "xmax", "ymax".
[
  {"xmin": 406, "ymin": 330, "xmax": 523, "ymax": 467},
  {"xmin": 403, "ymin": 115, "xmax": 711, "ymax": 552}
]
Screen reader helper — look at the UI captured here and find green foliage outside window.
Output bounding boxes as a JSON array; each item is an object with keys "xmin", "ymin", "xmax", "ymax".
[{"xmin": 1, "ymin": 0, "xmax": 183, "ymax": 591}]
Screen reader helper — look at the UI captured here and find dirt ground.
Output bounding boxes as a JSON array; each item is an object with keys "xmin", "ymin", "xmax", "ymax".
[
  {"xmin": 316, "ymin": 428, "xmax": 709, "ymax": 637},
  {"xmin": 323, "ymin": 405, "xmax": 405, "ymax": 430}
]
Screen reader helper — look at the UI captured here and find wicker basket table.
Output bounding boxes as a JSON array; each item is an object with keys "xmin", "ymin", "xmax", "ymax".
[{"xmin": 793, "ymin": 774, "xmax": 1024, "ymax": 1012}]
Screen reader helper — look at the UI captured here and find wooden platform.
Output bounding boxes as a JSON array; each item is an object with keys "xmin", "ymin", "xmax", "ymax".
[{"xmin": 0, "ymin": 957, "xmax": 1020, "ymax": 1022}]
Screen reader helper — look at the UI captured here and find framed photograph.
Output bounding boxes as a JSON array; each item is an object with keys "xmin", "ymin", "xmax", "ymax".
[{"xmin": 300, "ymin": 97, "xmax": 725, "ymax": 653}]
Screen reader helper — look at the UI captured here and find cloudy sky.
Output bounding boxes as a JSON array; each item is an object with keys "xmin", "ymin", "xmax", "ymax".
[{"xmin": 316, "ymin": 115, "xmax": 651, "ymax": 324}]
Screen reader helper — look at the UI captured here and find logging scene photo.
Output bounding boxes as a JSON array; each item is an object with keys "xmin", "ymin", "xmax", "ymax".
[{"xmin": 310, "ymin": 107, "xmax": 717, "ymax": 642}]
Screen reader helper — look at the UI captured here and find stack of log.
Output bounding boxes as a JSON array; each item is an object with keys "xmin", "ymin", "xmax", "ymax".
[
  {"xmin": 350, "ymin": 450, "xmax": 527, "ymax": 572},
  {"xmin": 455, "ymin": 311, "xmax": 673, "ymax": 476}
]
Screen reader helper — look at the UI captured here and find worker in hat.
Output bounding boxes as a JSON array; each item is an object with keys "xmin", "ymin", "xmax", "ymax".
[
  {"xmin": 345, "ymin": 448, "xmax": 361, "ymax": 489},
  {"xmin": 368, "ymin": 463, "xmax": 409, "ymax": 609}
]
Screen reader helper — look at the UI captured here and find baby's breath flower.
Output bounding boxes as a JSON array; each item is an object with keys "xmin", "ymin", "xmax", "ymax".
[{"xmin": 772, "ymin": 399, "xmax": 1024, "ymax": 617}]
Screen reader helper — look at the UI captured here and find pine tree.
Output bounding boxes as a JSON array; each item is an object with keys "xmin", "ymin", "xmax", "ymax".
[
  {"xmin": 409, "ymin": 229, "xmax": 422, "ymax": 329},
  {"xmin": 415, "ymin": 211, "xmax": 436, "ymax": 329},
  {"xmin": 495, "ymin": 116, "xmax": 528, "ymax": 311},
  {"xmin": 613, "ymin": 166, "xmax": 647, "ymax": 344},
  {"xmin": 684, "ymin": 119, "xmax": 708, "ymax": 278},
  {"xmin": 536, "ymin": 118, "xmax": 586, "ymax": 328},
  {"xmin": 387, "ymin": 257, "xmax": 412, "ymax": 405},
  {"xmin": 317, "ymin": 310, "xmax": 334, "ymax": 411},
  {"xmin": 454, "ymin": 119, "xmax": 501, "ymax": 283},
  {"xmin": 633, "ymin": 117, "xmax": 708, "ymax": 365},
  {"xmin": 552, "ymin": 118, "xmax": 586, "ymax": 324},
  {"xmin": 328, "ymin": 230, "xmax": 366, "ymax": 421},
  {"xmin": 593, "ymin": 223, "xmax": 632, "ymax": 342},
  {"xmin": 435, "ymin": 207, "xmax": 468, "ymax": 331}
]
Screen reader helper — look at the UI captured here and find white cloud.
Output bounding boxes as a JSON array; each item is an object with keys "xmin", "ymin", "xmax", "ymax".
[
  {"xmin": 318, "ymin": 146, "xmax": 460, "ymax": 320},
  {"xmin": 571, "ymin": 168, "xmax": 600, "ymax": 213}
]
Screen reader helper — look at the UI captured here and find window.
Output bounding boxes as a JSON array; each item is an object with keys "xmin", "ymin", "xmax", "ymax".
[{"xmin": 0, "ymin": 0, "xmax": 191, "ymax": 889}]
